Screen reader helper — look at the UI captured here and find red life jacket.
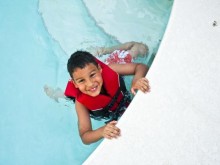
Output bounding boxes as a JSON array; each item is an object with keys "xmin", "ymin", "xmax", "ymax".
[{"xmin": 64, "ymin": 60, "xmax": 130, "ymax": 120}]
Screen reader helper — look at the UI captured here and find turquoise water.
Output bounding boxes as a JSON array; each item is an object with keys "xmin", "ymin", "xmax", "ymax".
[{"xmin": 0, "ymin": 0, "xmax": 173, "ymax": 164}]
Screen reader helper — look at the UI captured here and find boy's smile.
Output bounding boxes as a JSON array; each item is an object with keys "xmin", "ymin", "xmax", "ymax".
[{"xmin": 72, "ymin": 63, "xmax": 103, "ymax": 97}]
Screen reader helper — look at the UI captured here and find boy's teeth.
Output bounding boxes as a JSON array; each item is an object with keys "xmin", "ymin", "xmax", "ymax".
[{"xmin": 91, "ymin": 87, "xmax": 96, "ymax": 91}]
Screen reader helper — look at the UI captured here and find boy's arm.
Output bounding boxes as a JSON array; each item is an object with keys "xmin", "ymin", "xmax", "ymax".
[
  {"xmin": 75, "ymin": 100, "xmax": 120, "ymax": 144},
  {"xmin": 75, "ymin": 100, "xmax": 103, "ymax": 144},
  {"xmin": 108, "ymin": 63, "xmax": 150, "ymax": 95}
]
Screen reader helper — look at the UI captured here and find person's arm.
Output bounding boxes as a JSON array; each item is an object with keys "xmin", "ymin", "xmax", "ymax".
[
  {"xmin": 75, "ymin": 100, "xmax": 121, "ymax": 144},
  {"xmin": 108, "ymin": 63, "xmax": 150, "ymax": 95}
]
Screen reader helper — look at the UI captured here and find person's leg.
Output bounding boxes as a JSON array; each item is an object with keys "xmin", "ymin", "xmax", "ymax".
[
  {"xmin": 90, "ymin": 42, "xmax": 135, "ymax": 57},
  {"xmin": 101, "ymin": 42, "xmax": 148, "ymax": 58}
]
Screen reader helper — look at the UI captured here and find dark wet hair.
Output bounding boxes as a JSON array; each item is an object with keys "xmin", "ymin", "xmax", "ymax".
[{"xmin": 67, "ymin": 51, "xmax": 98, "ymax": 78}]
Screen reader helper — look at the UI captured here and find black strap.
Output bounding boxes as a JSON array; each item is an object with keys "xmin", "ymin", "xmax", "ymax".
[{"xmin": 89, "ymin": 76, "xmax": 131, "ymax": 121}]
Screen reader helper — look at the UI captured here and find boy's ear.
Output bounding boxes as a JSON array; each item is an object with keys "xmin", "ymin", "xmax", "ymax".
[{"xmin": 72, "ymin": 79, "xmax": 79, "ymax": 88}]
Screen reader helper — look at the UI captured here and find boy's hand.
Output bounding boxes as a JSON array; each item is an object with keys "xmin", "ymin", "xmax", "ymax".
[
  {"xmin": 102, "ymin": 121, "xmax": 121, "ymax": 139},
  {"xmin": 131, "ymin": 77, "xmax": 150, "ymax": 95}
]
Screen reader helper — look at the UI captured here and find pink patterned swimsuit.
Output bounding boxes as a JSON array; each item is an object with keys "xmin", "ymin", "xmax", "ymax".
[{"xmin": 105, "ymin": 50, "xmax": 133, "ymax": 65}]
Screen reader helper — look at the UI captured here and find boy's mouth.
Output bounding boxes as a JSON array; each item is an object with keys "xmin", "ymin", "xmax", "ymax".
[{"xmin": 88, "ymin": 86, "xmax": 98, "ymax": 93}]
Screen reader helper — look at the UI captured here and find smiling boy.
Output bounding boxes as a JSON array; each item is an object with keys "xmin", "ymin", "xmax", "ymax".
[{"xmin": 65, "ymin": 51, "xmax": 150, "ymax": 144}]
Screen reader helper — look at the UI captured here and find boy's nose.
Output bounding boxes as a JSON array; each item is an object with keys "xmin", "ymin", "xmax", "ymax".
[{"xmin": 86, "ymin": 79, "xmax": 94, "ymax": 87}]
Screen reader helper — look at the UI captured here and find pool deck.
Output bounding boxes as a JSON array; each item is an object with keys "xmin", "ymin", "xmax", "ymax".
[{"xmin": 83, "ymin": 0, "xmax": 220, "ymax": 164}]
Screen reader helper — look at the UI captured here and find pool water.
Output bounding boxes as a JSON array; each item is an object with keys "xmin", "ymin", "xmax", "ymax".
[{"xmin": 0, "ymin": 0, "xmax": 173, "ymax": 164}]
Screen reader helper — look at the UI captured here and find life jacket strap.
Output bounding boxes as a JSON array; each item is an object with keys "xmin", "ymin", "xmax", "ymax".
[
  {"xmin": 89, "ymin": 89, "xmax": 131, "ymax": 122},
  {"xmin": 104, "ymin": 91, "xmax": 131, "ymax": 124}
]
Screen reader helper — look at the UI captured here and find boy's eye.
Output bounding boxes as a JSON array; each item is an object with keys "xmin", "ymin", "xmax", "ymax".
[
  {"xmin": 90, "ymin": 73, "xmax": 96, "ymax": 77},
  {"xmin": 77, "ymin": 79, "xmax": 84, "ymax": 84}
]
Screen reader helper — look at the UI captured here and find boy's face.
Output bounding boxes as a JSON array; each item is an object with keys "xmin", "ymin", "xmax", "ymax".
[{"xmin": 72, "ymin": 63, "xmax": 103, "ymax": 97}]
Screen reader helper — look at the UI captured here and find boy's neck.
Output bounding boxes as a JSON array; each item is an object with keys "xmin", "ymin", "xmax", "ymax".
[{"xmin": 100, "ymin": 87, "xmax": 109, "ymax": 96}]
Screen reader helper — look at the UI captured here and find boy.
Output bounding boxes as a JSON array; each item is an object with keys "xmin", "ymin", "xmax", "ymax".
[{"xmin": 65, "ymin": 51, "xmax": 150, "ymax": 144}]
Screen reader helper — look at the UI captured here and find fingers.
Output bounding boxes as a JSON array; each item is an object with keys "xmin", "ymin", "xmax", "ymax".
[
  {"xmin": 131, "ymin": 88, "xmax": 136, "ymax": 95},
  {"xmin": 141, "ymin": 78, "xmax": 151, "ymax": 93},
  {"xmin": 131, "ymin": 78, "xmax": 150, "ymax": 94},
  {"xmin": 138, "ymin": 78, "xmax": 150, "ymax": 92},
  {"xmin": 103, "ymin": 121, "xmax": 121, "ymax": 139}
]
